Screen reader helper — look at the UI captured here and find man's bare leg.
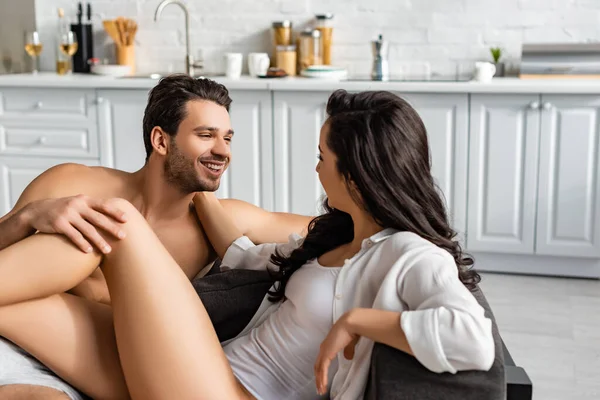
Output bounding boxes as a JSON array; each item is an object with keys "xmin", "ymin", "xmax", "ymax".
[{"xmin": 0, "ymin": 385, "xmax": 70, "ymax": 400}]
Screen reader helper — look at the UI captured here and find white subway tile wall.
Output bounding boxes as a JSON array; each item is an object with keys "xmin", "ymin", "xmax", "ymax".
[{"xmin": 34, "ymin": 0, "xmax": 600, "ymax": 77}]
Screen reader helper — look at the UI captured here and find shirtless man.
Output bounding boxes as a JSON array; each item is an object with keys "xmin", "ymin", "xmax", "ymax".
[{"xmin": 0, "ymin": 74, "xmax": 310, "ymax": 400}]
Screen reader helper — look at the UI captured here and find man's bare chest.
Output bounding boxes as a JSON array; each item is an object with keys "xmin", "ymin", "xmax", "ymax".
[{"xmin": 151, "ymin": 220, "xmax": 216, "ymax": 280}]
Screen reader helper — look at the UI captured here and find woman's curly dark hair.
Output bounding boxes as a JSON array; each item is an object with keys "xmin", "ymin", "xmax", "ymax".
[{"xmin": 267, "ymin": 89, "xmax": 479, "ymax": 302}]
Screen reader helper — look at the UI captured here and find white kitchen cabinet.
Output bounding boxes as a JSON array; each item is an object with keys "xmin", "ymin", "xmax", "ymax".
[
  {"xmin": 217, "ymin": 90, "xmax": 274, "ymax": 210},
  {"xmin": 0, "ymin": 87, "xmax": 103, "ymax": 215},
  {"xmin": 0, "ymin": 156, "xmax": 100, "ymax": 214},
  {"xmin": 400, "ymin": 93, "xmax": 469, "ymax": 239},
  {"xmin": 97, "ymin": 89, "xmax": 148, "ymax": 172},
  {"xmin": 272, "ymin": 91, "xmax": 328, "ymax": 216},
  {"xmin": 536, "ymin": 95, "xmax": 600, "ymax": 258},
  {"xmin": 467, "ymin": 94, "xmax": 541, "ymax": 254}
]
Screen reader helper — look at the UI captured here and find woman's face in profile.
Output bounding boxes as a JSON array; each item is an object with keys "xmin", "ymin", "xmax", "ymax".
[{"xmin": 316, "ymin": 122, "xmax": 354, "ymax": 213}]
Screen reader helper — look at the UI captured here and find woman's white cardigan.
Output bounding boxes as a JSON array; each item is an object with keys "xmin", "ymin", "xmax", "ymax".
[{"xmin": 220, "ymin": 228, "xmax": 495, "ymax": 400}]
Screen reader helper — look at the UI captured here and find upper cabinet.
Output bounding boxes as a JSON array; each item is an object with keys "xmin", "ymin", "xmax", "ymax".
[
  {"xmin": 536, "ymin": 95, "xmax": 600, "ymax": 258},
  {"xmin": 272, "ymin": 91, "xmax": 328, "ymax": 216},
  {"xmin": 467, "ymin": 94, "xmax": 541, "ymax": 254},
  {"xmin": 400, "ymin": 93, "xmax": 469, "ymax": 240}
]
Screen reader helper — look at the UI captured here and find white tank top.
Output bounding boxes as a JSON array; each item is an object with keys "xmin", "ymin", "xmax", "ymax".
[{"xmin": 224, "ymin": 258, "xmax": 341, "ymax": 400}]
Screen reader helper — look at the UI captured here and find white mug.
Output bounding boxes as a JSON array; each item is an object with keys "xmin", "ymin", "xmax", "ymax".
[
  {"xmin": 473, "ymin": 62, "xmax": 496, "ymax": 82},
  {"xmin": 225, "ymin": 53, "xmax": 243, "ymax": 79},
  {"xmin": 248, "ymin": 52, "xmax": 270, "ymax": 77}
]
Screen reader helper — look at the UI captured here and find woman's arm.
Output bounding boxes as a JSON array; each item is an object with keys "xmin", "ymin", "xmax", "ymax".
[
  {"xmin": 193, "ymin": 192, "xmax": 303, "ymax": 271},
  {"xmin": 192, "ymin": 192, "xmax": 244, "ymax": 260},
  {"xmin": 314, "ymin": 251, "xmax": 494, "ymax": 395},
  {"xmin": 396, "ymin": 252, "xmax": 495, "ymax": 373},
  {"xmin": 345, "ymin": 308, "xmax": 413, "ymax": 355}
]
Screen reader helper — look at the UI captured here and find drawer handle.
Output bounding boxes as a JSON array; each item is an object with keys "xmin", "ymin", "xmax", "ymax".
[
  {"xmin": 34, "ymin": 101, "xmax": 43, "ymax": 109},
  {"xmin": 37, "ymin": 136, "xmax": 47, "ymax": 145}
]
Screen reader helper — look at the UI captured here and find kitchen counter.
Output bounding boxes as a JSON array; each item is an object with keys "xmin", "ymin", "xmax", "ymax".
[{"xmin": 4, "ymin": 72, "xmax": 600, "ymax": 93}]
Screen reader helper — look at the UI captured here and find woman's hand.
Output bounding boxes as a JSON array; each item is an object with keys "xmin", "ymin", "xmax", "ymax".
[
  {"xmin": 24, "ymin": 195, "xmax": 128, "ymax": 253},
  {"xmin": 314, "ymin": 311, "xmax": 360, "ymax": 396}
]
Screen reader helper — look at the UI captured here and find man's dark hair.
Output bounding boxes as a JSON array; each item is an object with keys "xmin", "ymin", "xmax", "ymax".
[{"xmin": 142, "ymin": 74, "xmax": 232, "ymax": 161}]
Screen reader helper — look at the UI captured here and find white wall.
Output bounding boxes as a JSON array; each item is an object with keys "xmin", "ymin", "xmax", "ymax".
[
  {"xmin": 0, "ymin": 0, "xmax": 37, "ymax": 74},
  {"xmin": 30, "ymin": 0, "xmax": 600, "ymax": 77}
]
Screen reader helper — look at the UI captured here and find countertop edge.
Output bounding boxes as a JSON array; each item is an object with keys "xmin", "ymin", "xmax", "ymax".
[{"xmin": 2, "ymin": 74, "xmax": 600, "ymax": 94}]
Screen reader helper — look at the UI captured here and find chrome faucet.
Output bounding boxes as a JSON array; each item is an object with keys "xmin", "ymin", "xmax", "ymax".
[{"xmin": 154, "ymin": 0, "xmax": 201, "ymax": 76}]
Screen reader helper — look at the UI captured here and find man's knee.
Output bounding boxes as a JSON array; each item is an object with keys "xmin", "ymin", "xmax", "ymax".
[{"xmin": 0, "ymin": 384, "xmax": 71, "ymax": 400}]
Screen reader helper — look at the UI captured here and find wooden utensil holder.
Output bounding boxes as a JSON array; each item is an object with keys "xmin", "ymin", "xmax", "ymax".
[{"xmin": 116, "ymin": 45, "xmax": 135, "ymax": 74}]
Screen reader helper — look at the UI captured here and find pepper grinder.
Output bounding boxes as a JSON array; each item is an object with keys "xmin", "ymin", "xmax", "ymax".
[{"xmin": 371, "ymin": 34, "xmax": 389, "ymax": 81}]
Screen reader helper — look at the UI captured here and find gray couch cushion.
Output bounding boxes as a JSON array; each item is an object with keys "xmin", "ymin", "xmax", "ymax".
[{"xmin": 193, "ymin": 268, "xmax": 272, "ymax": 342}]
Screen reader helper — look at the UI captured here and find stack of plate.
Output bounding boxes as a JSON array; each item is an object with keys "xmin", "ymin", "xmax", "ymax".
[{"xmin": 300, "ymin": 65, "xmax": 348, "ymax": 80}]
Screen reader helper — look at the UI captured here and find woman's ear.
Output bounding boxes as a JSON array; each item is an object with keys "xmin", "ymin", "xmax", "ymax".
[{"xmin": 150, "ymin": 127, "xmax": 169, "ymax": 156}]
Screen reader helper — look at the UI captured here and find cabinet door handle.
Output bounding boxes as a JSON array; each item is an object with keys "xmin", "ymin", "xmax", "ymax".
[
  {"xmin": 528, "ymin": 101, "xmax": 540, "ymax": 110},
  {"xmin": 34, "ymin": 101, "xmax": 43, "ymax": 109},
  {"xmin": 38, "ymin": 136, "xmax": 47, "ymax": 145},
  {"xmin": 96, "ymin": 97, "xmax": 105, "ymax": 104},
  {"xmin": 542, "ymin": 102, "xmax": 553, "ymax": 110}
]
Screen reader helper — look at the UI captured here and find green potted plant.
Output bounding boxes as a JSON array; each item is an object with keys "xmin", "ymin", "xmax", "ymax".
[{"xmin": 490, "ymin": 47, "xmax": 505, "ymax": 77}]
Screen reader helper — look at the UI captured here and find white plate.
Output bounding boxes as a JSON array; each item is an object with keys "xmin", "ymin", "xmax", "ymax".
[
  {"xmin": 300, "ymin": 68, "xmax": 348, "ymax": 80},
  {"xmin": 91, "ymin": 64, "xmax": 131, "ymax": 77}
]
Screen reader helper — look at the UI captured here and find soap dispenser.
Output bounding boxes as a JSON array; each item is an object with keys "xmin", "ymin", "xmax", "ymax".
[{"xmin": 371, "ymin": 34, "xmax": 389, "ymax": 81}]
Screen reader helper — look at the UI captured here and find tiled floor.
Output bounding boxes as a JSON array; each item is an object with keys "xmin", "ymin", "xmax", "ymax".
[{"xmin": 479, "ymin": 272, "xmax": 600, "ymax": 400}]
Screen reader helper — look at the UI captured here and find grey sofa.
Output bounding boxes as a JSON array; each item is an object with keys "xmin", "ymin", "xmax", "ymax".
[{"xmin": 194, "ymin": 268, "xmax": 533, "ymax": 400}]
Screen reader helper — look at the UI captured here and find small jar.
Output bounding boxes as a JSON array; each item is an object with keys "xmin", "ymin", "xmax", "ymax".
[
  {"xmin": 314, "ymin": 14, "xmax": 334, "ymax": 65},
  {"xmin": 272, "ymin": 21, "xmax": 292, "ymax": 51},
  {"xmin": 276, "ymin": 45, "xmax": 297, "ymax": 76},
  {"xmin": 297, "ymin": 29, "xmax": 322, "ymax": 72}
]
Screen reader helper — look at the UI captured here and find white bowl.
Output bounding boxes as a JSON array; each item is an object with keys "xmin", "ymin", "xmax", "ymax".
[{"xmin": 91, "ymin": 64, "xmax": 131, "ymax": 77}]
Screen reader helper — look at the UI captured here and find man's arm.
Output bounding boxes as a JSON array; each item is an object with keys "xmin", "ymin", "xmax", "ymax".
[
  {"xmin": 0, "ymin": 208, "xmax": 36, "ymax": 251},
  {"xmin": 0, "ymin": 163, "xmax": 127, "ymax": 253},
  {"xmin": 219, "ymin": 198, "xmax": 313, "ymax": 244}
]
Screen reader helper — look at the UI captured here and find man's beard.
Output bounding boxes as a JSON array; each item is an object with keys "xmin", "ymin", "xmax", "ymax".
[{"xmin": 163, "ymin": 140, "xmax": 225, "ymax": 194}]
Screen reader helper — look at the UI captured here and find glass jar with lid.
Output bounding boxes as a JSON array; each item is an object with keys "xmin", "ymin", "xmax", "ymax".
[
  {"xmin": 314, "ymin": 13, "xmax": 334, "ymax": 65},
  {"xmin": 276, "ymin": 44, "xmax": 297, "ymax": 76},
  {"xmin": 297, "ymin": 29, "xmax": 322, "ymax": 72},
  {"xmin": 272, "ymin": 21, "xmax": 292, "ymax": 57}
]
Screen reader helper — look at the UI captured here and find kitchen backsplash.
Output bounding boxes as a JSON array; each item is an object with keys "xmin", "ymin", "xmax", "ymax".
[{"xmin": 22, "ymin": 0, "xmax": 600, "ymax": 77}]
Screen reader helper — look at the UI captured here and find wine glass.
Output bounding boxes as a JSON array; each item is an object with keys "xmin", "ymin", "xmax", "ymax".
[
  {"xmin": 24, "ymin": 31, "xmax": 43, "ymax": 74},
  {"xmin": 59, "ymin": 31, "xmax": 78, "ymax": 74}
]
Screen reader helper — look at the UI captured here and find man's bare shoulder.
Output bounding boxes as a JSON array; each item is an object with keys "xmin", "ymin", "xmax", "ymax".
[{"xmin": 20, "ymin": 163, "xmax": 131, "ymax": 203}]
